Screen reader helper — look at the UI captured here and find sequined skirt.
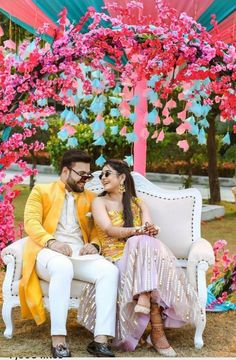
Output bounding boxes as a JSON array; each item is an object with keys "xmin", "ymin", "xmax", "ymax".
[{"xmin": 77, "ymin": 235, "xmax": 203, "ymax": 351}]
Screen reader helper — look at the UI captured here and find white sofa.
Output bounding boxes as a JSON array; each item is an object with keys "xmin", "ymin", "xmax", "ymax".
[
  {"xmin": 1, "ymin": 171, "xmax": 215, "ymax": 349},
  {"xmin": 232, "ymin": 187, "xmax": 236, "ymax": 203}
]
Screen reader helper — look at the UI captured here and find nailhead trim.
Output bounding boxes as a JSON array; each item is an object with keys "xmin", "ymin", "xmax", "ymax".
[
  {"xmin": 3, "ymin": 253, "xmax": 17, "ymax": 296},
  {"xmin": 138, "ymin": 191, "xmax": 196, "ymax": 242}
]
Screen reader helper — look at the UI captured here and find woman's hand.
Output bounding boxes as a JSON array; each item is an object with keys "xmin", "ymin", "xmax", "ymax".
[
  {"xmin": 134, "ymin": 223, "xmax": 160, "ymax": 237},
  {"xmin": 143, "ymin": 222, "xmax": 160, "ymax": 237}
]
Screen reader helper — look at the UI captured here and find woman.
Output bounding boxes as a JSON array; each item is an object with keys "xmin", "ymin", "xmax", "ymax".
[{"xmin": 91, "ymin": 159, "xmax": 203, "ymax": 356}]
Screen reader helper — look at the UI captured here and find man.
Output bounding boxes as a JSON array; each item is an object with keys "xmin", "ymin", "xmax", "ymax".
[{"xmin": 19, "ymin": 149, "xmax": 119, "ymax": 358}]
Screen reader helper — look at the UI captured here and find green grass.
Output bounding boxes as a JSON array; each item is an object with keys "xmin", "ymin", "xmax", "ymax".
[
  {"xmin": 13, "ymin": 185, "xmax": 31, "ymax": 223},
  {"xmin": 201, "ymin": 201, "xmax": 236, "ymax": 253}
]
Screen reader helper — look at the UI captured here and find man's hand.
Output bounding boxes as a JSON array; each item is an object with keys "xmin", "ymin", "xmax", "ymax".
[
  {"xmin": 49, "ymin": 241, "xmax": 73, "ymax": 257},
  {"xmin": 79, "ymin": 244, "xmax": 99, "ymax": 256}
]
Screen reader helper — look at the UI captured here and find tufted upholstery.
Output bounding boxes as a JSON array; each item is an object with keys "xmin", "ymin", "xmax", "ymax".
[{"xmin": 1, "ymin": 172, "xmax": 214, "ymax": 349}]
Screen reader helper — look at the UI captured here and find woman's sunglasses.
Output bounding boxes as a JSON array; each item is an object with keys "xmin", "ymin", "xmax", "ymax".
[
  {"xmin": 99, "ymin": 170, "xmax": 118, "ymax": 180},
  {"xmin": 68, "ymin": 167, "xmax": 94, "ymax": 181}
]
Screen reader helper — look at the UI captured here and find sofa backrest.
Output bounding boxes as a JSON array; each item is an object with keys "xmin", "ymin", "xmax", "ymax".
[{"xmin": 86, "ymin": 171, "xmax": 202, "ymax": 259}]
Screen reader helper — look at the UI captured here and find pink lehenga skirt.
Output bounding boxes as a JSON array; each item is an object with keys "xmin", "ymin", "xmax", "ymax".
[{"xmin": 77, "ymin": 235, "xmax": 204, "ymax": 351}]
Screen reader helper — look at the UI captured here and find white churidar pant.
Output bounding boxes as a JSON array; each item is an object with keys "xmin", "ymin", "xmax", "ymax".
[{"xmin": 36, "ymin": 248, "xmax": 119, "ymax": 337}]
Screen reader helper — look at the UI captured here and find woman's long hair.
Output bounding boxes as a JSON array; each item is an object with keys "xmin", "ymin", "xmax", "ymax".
[{"xmin": 99, "ymin": 159, "xmax": 137, "ymax": 227}]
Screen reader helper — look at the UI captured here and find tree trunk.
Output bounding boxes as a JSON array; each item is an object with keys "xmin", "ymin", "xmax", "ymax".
[
  {"xmin": 30, "ymin": 159, "xmax": 37, "ymax": 190},
  {"xmin": 206, "ymin": 115, "xmax": 221, "ymax": 204}
]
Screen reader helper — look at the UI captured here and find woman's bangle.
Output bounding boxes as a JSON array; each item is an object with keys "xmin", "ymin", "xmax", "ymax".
[
  {"xmin": 134, "ymin": 227, "xmax": 140, "ymax": 235},
  {"xmin": 133, "ymin": 226, "xmax": 145, "ymax": 235}
]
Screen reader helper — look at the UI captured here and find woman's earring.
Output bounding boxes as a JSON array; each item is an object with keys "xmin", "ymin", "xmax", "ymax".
[{"xmin": 119, "ymin": 183, "xmax": 125, "ymax": 193}]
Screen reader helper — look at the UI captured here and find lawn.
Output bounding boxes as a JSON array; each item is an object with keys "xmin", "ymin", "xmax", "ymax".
[
  {"xmin": 201, "ymin": 201, "xmax": 236, "ymax": 253},
  {"xmin": 0, "ymin": 185, "xmax": 235, "ymax": 357},
  {"xmin": 13, "ymin": 185, "xmax": 31, "ymax": 223}
]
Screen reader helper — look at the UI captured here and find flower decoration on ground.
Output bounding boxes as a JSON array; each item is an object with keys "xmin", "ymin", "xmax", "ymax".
[{"xmin": 206, "ymin": 239, "xmax": 236, "ymax": 311}]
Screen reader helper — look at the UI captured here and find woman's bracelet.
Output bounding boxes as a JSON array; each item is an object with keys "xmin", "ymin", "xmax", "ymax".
[{"xmin": 133, "ymin": 225, "xmax": 146, "ymax": 235}]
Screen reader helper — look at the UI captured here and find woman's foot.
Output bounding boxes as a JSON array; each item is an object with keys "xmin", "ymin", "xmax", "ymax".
[
  {"xmin": 150, "ymin": 303, "xmax": 176, "ymax": 357},
  {"xmin": 134, "ymin": 292, "xmax": 151, "ymax": 315}
]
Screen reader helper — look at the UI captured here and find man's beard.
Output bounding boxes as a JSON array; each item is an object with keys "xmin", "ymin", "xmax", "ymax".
[{"xmin": 66, "ymin": 174, "xmax": 85, "ymax": 193}]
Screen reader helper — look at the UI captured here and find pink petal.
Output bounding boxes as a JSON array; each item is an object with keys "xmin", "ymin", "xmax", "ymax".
[
  {"xmin": 63, "ymin": 125, "xmax": 76, "ymax": 136},
  {"xmin": 178, "ymin": 93, "xmax": 185, "ymax": 101},
  {"xmin": 121, "ymin": 86, "xmax": 133, "ymax": 101},
  {"xmin": 156, "ymin": 116, "xmax": 161, "ymax": 124},
  {"xmin": 0, "ymin": 25, "xmax": 4, "ymax": 37},
  {"xmin": 162, "ymin": 105, "xmax": 169, "ymax": 117},
  {"xmin": 68, "ymin": 97, "xmax": 75, "ymax": 106},
  {"xmin": 4, "ymin": 39, "xmax": 16, "ymax": 50},
  {"xmin": 119, "ymin": 101, "xmax": 131, "ymax": 117},
  {"xmin": 176, "ymin": 122, "xmax": 191, "ymax": 135},
  {"xmin": 166, "ymin": 99, "xmax": 176, "ymax": 108},
  {"xmin": 151, "ymin": 130, "xmax": 158, "ymax": 139},
  {"xmin": 177, "ymin": 110, "xmax": 187, "ymax": 121},
  {"xmin": 156, "ymin": 129, "xmax": 165, "ymax": 143},
  {"xmin": 163, "ymin": 116, "xmax": 174, "ymax": 125},
  {"xmin": 120, "ymin": 126, "xmax": 127, "ymax": 135},
  {"xmin": 153, "ymin": 99, "xmax": 163, "ymax": 108},
  {"xmin": 177, "ymin": 140, "xmax": 189, "ymax": 152}
]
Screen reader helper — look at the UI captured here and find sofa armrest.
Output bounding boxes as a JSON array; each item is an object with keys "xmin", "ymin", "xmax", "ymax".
[
  {"xmin": 187, "ymin": 238, "xmax": 215, "ymax": 290},
  {"xmin": 1, "ymin": 237, "xmax": 27, "ymax": 281}
]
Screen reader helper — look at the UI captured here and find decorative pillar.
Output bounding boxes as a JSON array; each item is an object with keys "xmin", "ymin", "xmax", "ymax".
[{"xmin": 134, "ymin": 78, "xmax": 148, "ymax": 175}]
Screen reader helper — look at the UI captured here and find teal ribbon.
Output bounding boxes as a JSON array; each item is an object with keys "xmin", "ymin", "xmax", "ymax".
[
  {"xmin": 206, "ymin": 282, "xmax": 236, "ymax": 312},
  {"xmin": 198, "ymin": 0, "xmax": 236, "ymax": 31},
  {"xmin": 0, "ymin": 126, "xmax": 12, "ymax": 200}
]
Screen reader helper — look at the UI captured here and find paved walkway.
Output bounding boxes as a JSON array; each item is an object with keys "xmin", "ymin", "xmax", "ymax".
[{"xmin": 4, "ymin": 165, "xmax": 236, "ymax": 202}]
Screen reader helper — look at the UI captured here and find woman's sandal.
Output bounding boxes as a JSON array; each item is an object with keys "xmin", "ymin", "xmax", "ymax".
[{"xmin": 149, "ymin": 303, "xmax": 177, "ymax": 357}]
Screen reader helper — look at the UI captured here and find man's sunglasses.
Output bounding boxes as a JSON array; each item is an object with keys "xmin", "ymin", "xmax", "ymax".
[
  {"xmin": 68, "ymin": 167, "xmax": 94, "ymax": 181},
  {"xmin": 99, "ymin": 170, "xmax": 118, "ymax": 180}
]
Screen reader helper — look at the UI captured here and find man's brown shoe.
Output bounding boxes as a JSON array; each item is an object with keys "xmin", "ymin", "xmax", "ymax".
[{"xmin": 87, "ymin": 341, "xmax": 115, "ymax": 357}]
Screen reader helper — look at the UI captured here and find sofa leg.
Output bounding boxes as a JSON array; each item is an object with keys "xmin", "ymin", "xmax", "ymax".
[
  {"xmin": 194, "ymin": 260, "xmax": 208, "ymax": 349},
  {"xmin": 2, "ymin": 301, "xmax": 14, "ymax": 339},
  {"xmin": 194, "ymin": 312, "xmax": 206, "ymax": 349}
]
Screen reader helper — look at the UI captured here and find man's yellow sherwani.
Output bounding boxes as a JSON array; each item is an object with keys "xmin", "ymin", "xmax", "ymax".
[{"xmin": 19, "ymin": 179, "xmax": 99, "ymax": 325}]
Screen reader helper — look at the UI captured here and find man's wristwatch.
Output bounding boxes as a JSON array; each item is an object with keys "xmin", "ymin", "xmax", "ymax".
[
  {"xmin": 45, "ymin": 239, "xmax": 56, "ymax": 248},
  {"xmin": 92, "ymin": 243, "xmax": 101, "ymax": 253}
]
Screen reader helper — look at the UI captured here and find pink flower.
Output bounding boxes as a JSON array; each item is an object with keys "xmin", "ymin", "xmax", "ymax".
[
  {"xmin": 4, "ymin": 39, "xmax": 16, "ymax": 50},
  {"xmin": 202, "ymin": 44, "xmax": 216, "ymax": 62},
  {"xmin": 213, "ymin": 239, "xmax": 227, "ymax": 252},
  {"xmin": 221, "ymin": 251, "xmax": 231, "ymax": 270}
]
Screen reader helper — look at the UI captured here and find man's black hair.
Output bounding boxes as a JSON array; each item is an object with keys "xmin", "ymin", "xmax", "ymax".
[{"xmin": 60, "ymin": 149, "xmax": 91, "ymax": 174}]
